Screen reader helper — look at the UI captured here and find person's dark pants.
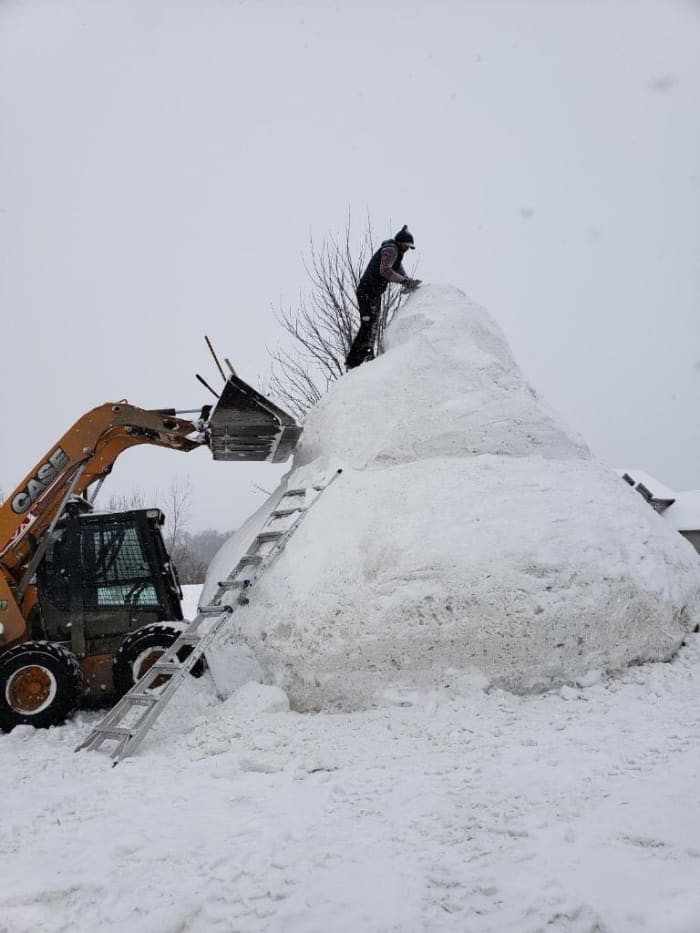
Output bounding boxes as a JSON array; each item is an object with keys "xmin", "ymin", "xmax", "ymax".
[{"xmin": 346, "ymin": 291, "xmax": 382, "ymax": 369}]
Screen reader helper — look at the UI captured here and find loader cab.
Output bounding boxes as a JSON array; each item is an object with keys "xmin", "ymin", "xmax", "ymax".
[{"xmin": 34, "ymin": 507, "xmax": 183, "ymax": 673}]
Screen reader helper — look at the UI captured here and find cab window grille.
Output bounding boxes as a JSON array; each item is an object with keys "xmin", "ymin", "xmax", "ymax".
[
  {"xmin": 37, "ymin": 528, "xmax": 70, "ymax": 610},
  {"xmin": 81, "ymin": 523, "xmax": 159, "ymax": 609}
]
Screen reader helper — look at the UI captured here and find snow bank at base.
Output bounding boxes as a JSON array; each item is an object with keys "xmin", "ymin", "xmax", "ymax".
[
  {"xmin": 5, "ymin": 640, "xmax": 700, "ymax": 933},
  {"xmin": 204, "ymin": 285, "xmax": 700, "ymax": 708}
]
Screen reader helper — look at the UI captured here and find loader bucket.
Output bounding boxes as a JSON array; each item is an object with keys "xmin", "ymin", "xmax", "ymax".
[{"xmin": 207, "ymin": 374, "xmax": 302, "ymax": 463}]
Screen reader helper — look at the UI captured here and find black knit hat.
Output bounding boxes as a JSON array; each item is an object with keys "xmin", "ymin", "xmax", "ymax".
[{"xmin": 394, "ymin": 225, "xmax": 415, "ymax": 249}]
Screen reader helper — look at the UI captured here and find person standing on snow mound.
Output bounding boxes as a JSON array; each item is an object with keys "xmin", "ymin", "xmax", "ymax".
[{"xmin": 345, "ymin": 225, "xmax": 422, "ymax": 370}]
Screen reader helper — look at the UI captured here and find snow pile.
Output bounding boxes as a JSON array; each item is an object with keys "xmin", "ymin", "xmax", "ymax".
[{"xmin": 205, "ymin": 285, "xmax": 700, "ymax": 708}]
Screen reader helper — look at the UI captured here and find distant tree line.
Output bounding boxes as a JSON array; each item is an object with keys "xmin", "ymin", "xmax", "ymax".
[{"xmin": 169, "ymin": 527, "xmax": 231, "ymax": 586}]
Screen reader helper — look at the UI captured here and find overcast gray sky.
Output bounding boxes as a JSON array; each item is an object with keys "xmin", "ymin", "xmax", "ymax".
[{"xmin": 1, "ymin": 0, "xmax": 698, "ymax": 532}]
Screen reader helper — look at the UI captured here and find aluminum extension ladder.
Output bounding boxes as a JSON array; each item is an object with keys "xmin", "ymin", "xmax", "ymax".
[{"xmin": 75, "ymin": 469, "xmax": 342, "ymax": 762}]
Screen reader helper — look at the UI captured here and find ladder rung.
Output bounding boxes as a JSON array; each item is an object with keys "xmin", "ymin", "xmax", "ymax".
[
  {"xmin": 219, "ymin": 578, "xmax": 247, "ymax": 587},
  {"xmin": 255, "ymin": 530, "xmax": 285, "ymax": 542},
  {"xmin": 124, "ymin": 693, "xmax": 160, "ymax": 705},
  {"xmin": 149, "ymin": 660, "xmax": 182, "ymax": 673},
  {"xmin": 270, "ymin": 508, "xmax": 303, "ymax": 518},
  {"xmin": 198, "ymin": 604, "xmax": 232, "ymax": 616},
  {"xmin": 238, "ymin": 554, "xmax": 263, "ymax": 565},
  {"xmin": 283, "ymin": 489, "xmax": 306, "ymax": 497},
  {"xmin": 95, "ymin": 727, "xmax": 135, "ymax": 739}
]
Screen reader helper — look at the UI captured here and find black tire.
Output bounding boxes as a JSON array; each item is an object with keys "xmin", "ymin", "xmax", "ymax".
[
  {"xmin": 0, "ymin": 641, "xmax": 83, "ymax": 732},
  {"xmin": 112, "ymin": 623, "xmax": 205, "ymax": 697}
]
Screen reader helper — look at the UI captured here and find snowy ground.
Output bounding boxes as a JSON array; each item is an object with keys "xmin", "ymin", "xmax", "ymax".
[{"xmin": 2, "ymin": 596, "xmax": 700, "ymax": 933}]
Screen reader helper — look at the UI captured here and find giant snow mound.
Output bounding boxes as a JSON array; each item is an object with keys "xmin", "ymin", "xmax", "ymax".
[{"xmin": 204, "ymin": 285, "xmax": 700, "ymax": 707}]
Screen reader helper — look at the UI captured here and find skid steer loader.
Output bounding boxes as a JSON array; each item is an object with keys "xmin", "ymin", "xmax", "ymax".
[{"xmin": 0, "ymin": 369, "xmax": 301, "ymax": 732}]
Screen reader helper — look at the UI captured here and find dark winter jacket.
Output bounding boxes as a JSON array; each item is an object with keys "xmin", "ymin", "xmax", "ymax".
[{"xmin": 357, "ymin": 240, "xmax": 407, "ymax": 297}]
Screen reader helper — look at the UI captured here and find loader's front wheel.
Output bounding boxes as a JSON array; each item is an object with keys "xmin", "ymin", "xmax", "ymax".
[
  {"xmin": 112, "ymin": 623, "xmax": 205, "ymax": 697},
  {"xmin": 0, "ymin": 641, "xmax": 83, "ymax": 732}
]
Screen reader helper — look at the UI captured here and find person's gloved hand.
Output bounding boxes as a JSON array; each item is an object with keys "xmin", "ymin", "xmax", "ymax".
[{"xmin": 402, "ymin": 278, "xmax": 422, "ymax": 292}]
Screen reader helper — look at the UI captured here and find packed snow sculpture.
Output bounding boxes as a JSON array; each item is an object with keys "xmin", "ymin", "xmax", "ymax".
[{"xmin": 204, "ymin": 285, "xmax": 700, "ymax": 708}]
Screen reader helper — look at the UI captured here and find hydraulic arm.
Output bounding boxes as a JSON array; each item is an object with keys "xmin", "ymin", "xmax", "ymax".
[{"xmin": 0, "ymin": 403, "xmax": 204, "ymax": 647}]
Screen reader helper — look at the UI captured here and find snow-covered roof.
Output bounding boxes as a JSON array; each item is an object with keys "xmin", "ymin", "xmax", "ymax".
[
  {"xmin": 616, "ymin": 469, "xmax": 700, "ymax": 531},
  {"xmin": 664, "ymin": 491, "xmax": 700, "ymax": 533},
  {"xmin": 615, "ymin": 468, "xmax": 677, "ymax": 502}
]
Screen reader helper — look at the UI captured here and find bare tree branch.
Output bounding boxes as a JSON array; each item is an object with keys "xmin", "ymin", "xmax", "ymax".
[
  {"xmin": 268, "ymin": 215, "xmax": 408, "ymax": 417},
  {"xmin": 162, "ymin": 476, "xmax": 192, "ymax": 556}
]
